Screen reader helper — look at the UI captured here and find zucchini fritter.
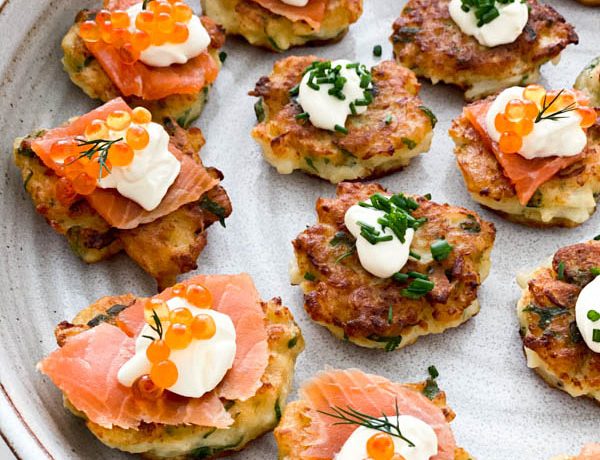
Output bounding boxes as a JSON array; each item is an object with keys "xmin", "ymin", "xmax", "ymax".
[
  {"xmin": 517, "ymin": 240, "xmax": 600, "ymax": 403},
  {"xmin": 575, "ymin": 56, "xmax": 600, "ymax": 107},
  {"xmin": 250, "ymin": 56, "xmax": 435, "ymax": 183},
  {"xmin": 200, "ymin": 0, "xmax": 362, "ymax": 52},
  {"xmin": 14, "ymin": 119, "xmax": 232, "ymax": 290},
  {"xmin": 54, "ymin": 294, "xmax": 304, "ymax": 459},
  {"xmin": 62, "ymin": 10, "xmax": 225, "ymax": 127},
  {"xmin": 391, "ymin": 0, "xmax": 578, "ymax": 101},
  {"xmin": 291, "ymin": 182, "xmax": 495, "ymax": 350},
  {"xmin": 450, "ymin": 99, "xmax": 600, "ymax": 227}
]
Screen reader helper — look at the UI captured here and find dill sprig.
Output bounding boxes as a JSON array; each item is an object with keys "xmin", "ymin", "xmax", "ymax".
[
  {"xmin": 318, "ymin": 399, "xmax": 415, "ymax": 447},
  {"xmin": 73, "ymin": 137, "xmax": 122, "ymax": 179},
  {"xmin": 535, "ymin": 89, "xmax": 578, "ymax": 123},
  {"xmin": 142, "ymin": 310, "xmax": 164, "ymax": 341},
  {"xmin": 142, "ymin": 0, "xmax": 155, "ymax": 9}
]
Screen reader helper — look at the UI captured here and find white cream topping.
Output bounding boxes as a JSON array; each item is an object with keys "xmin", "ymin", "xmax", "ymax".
[
  {"xmin": 344, "ymin": 204, "xmax": 414, "ymax": 279},
  {"xmin": 117, "ymin": 296, "xmax": 236, "ymax": 398},
  {"xmin": 297, "ymin": 59, "xmax": 371, "ymax": 132},
  {"xmin": 280, "ymin": 0, "xmax": 309, "ymax": 5},
  {"xmin": 335, "ymin": 416, "xmax": 438, "ymax": 460},
  {"xmin": 97, "ymin": 121, "xmax": 180, "ymax": 211},
  {"xmin": 448, "ymin": 0, "xmax": 528, "ymax": 47},
  {"xmin": 485, "ymin": 86, "xmax": 587, "ymax": 160},
  {"xmin": 126, "ymin": 3, "xmax": 210, "ymax": 67},
  {"xmin": 575, "ymin": 276, "xmax": 600, "ymax": 354}
]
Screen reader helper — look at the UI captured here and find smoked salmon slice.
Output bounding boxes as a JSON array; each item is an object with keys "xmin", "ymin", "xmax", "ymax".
[
  {"xmin": 38, "ymin": 274, "xmax": 269, "ymax": 430},
  {"xmin": 31, "ymin": 98, "xmax": 219, "ymax": 230},
  {"xmin": 465, "ymin": 101, "xmax": 586, "ymax": 206},
  {"xmin": 296, "ymin": 369, "xmax": 456, "ymax": 460},
  {"xmin": 249, "ymin": 0, "xmax": 326, "ymax": 30}
]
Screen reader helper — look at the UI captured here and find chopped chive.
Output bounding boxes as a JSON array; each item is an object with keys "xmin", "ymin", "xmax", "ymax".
[
  {"xmin": 424, "ymin": 193, "xmax": 432, "ymax": 200},
  {"xmin": 349, "ymin": 102, "xmax": 357, "ymax": 115},
  {"xmin": 595, "ymin": 235, "xmax": 600, "ymax": 241},
  {"xmin": 387, "ymin": 305, "xmax": 393, "ymax": 324},
  {"xmin": 218, "ymin": 51, "xmax": 227, "ymax": 63},
  {"xmin": 409, "ymin": 250, "xmax": 421, "ymax": 260},
  {"xmin": 591, "ymin": 267, "xmax": 600, "ymax": 277},
  {"xmin": 401, "ymin": 278, "xmax": 434, "ymax": 299},
  {"xmin": 557, "ymin": 261, "xmax": 565, "ymax": 281},
  {"xmin": 588, "ymin": 310, "xmax": 600, "ymax": 322},
  {"xmin": 373, "ymin": 45, "xmax": 382, "ymax": 57},
  {"xmin": 304, "ymin": 272, "xmax": 316, "ymax": 281},
  {"xmin": 407, "ymin": 271, "xmax": 428, "ymax": 280},
  {"xmin": 594, "ymin": 329, "xmax": 600, "ymax": 343},
  {"xmin": 334, "ymin": 124, "xmax": 349, "ymax": 134},
  {"xmin": 295, "ymin": 112, "xmax": 309, "ymax": 120},
  {"xmin": 430, "ymin": 239, "xmax": 453, "ymax": 261},
  {"xmin": 393, "ymin": 272, "xmax": 409, "ymax": 282},
  {"xmin": 289, "ymin": 84, "xmax": 300, "ymax": 97},
  {"xmin": 385, "ymin": 114, "xmax": 393, "ymax": 125}
]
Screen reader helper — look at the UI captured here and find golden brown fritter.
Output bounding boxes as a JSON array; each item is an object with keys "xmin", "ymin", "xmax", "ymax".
[
  {"xmin": 14, "ymin": 119, "xmax": 232, "ymax": 290},
  {"xmin": 62, "ymin": 9, "xmax": 225, "ymax": 127},
  {"xmin": 450, "ymin": 99, "xmax": 600, "ymax": 228},
  {"xmin": 275, "ymin": 374, "xmax": 472, "ymax": 460},
  {"xmin": 517, "ymin": 240, "xmax": 600, "ymax": 403},
  {"xmin": 200, "ymin": 0, "xmax": 362, "ymax": 52},
  {"xmin": 575, "ymin": 56, "xmax": 600, "ymax": 107},
  {"xmin": 391, "ymin": 0, "xmax": 578, "ymax": 100},
  {"xmin": 250, "ymin": 56, "xmax": 435, "ymax": 183},
  {"xmin": 54, "ymin": 292, "xmax": 304, "ymax": 459},
  {"xmin": 291, "ymin": 182, "xmax": 496, "ymax": 350}
]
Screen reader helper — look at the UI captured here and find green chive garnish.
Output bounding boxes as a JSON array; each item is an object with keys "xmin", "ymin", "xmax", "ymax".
[
  {"xmin": 557, "ymin": 261, "xmax": 565, "ymax": 281},
  {"xmin": 430, "ymin": 239, "xmax": 453, "ymax": 261},
  {"xmin": 335, "ymin": 124, "xmax": 349, "ymax": 134},
  {"xmin": 588, "ymin": 310, "xmax": 600, "ymax": 322},
  {"xmin": 373, "ymin": 45, "xmax": 382, "ymax": 57},
  {"xmin": 593, "ymin": 329, "xmax": 600, "ymax": 343}
]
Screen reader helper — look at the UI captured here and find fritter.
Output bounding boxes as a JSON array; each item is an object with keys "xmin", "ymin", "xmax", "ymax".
[
  {"xmin": 14, "ymin": 118, "xmax": 232, "ymax": 290},
  {"xmin": 53, "ymin": 293, "xmax": 304, "ymax": 459},
  {"xmin": 517, "ymin": 240, "xmax": 600, "ymax": 403},
  {"xmin": 250, "ymin": 56, "xmax": 435, "ymax": 183},
  {"xmin": 575, "ymin": 56, "xmax": 600, "ymax": 107},
  {"xmin": 391, "ymin": 0, "xmax": 578, "ymax": 101},
  {"xmin": 450, "ymin": 99, "xmax": 600, "ymax": 228},
  {"xmin": 62, "ymin": 10, "xmax": 225, "ymax": 127},
  {"xmin": 291, "ymin": 182, "xmax": 496, "ymax": 350},
  {"xmin": 200, "ymin": 0, "xmax": 362, "ymax": 52}
]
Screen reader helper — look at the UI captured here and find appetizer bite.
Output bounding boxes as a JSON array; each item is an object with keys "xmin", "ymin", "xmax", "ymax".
[
  {"xmin": 517, "ymin": 240, "xmax": 600, "ymax": 403},
  {"xmin": 250, "ymin": 56, "xmax": 435, "ymax": 183},
  {"xmin": 291, "ymin": 182, "xmax": 495, "ymax": 350},
  {"xmin": 14, "ymin": 98, "xmax": 231, "ymax": 289},
  {"xmin": 552, "ymin": 444, "xmax": 600, "ymax": 460},
  {"xmin": 450, "ymin": 85, "xmax": 600, "ymax": 227},
  {"xmin": 38, "ymin": 274, "xmax": 304, "ymax": 458},
  {"xmin": 391, "ymin": 0, "xmax": 578, "ymax": 101},
  {"xmin": 200, "ymin": 0, "xmax": 362, "ymax": 52},
  {"xmin": 63, "ymin": 0, "xmax": 225, "ymax": 127},
  {"xmin": 575, "ymin": 56, "xmax": 600, "ymax": 107},
  {"xmin": 275, "ymin": 368, "xmax": 472, "ymax": 460}
]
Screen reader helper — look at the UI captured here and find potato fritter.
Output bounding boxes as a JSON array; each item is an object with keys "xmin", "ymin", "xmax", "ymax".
[
  {"xmin": 14, "ymin": 119, "xmax": 232, "ymax": 290},
  {"xmin": 517, "ymin": 240, "xmax": 600, "ymax": 403},
  {"xmin": 575, "ymin": 56, "xmax": 600, "ymax": 107},
  {"xmin": 250, "ymin": 56, "xmax": 435, "ymax": 183},
  {"xmin": 291, "ymin": 182, "xmax": 495, "ymax": 350},
  {"xmin": 391, "ymin": 0, "xmax": 578, "ymax": 101},
  {"xmin": 61, "ymin": 10, "xmax": 225, "ymax": 127},
  {"xmin": 54, "ymin": 293, "xmax": 304, "ymax": 459},
  {"xmin": 450, "ymin": 99, "xmax": 600, "ymax": 227},
  {"xmin": 200, "ymin": 0, "xmax": 362, "ymax": 52}
]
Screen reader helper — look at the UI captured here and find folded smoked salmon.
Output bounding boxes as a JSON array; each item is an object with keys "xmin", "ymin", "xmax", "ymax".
[{"xmin": 38, "ymin": 274, "xmax": 304, "ymax": 458}]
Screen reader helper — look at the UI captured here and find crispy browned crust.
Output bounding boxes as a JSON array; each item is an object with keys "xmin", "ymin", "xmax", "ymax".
[
  {"xmin": 449, "ymin": 98, "xmax": 600, "ymax": 227},
  {"xmin": 14, "ymin": 120, "xmax": 232, "ymax": 291},
  {"xmin": 291, "ymin": 182, "xmax": 495, "ymax": 348},
  {"xmin": 518, "ymin": 241, "xmax": 600, "ymax": 403},
  {"xmin": 250, "ymin": 56, "xmax": 434, "ymax": 182},
  {"xmin": 391, "ymin": 0, "xmax": 578, "ymax": 100}
]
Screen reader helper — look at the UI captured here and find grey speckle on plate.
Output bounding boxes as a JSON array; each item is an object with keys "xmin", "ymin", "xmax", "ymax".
[{"xmin": 0, "ymin": 1, "xmax": 597, "ymax": 459}]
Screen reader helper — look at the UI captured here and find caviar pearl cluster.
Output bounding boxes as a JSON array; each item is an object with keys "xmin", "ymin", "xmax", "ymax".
[
  {"xmin": 79, "ymin": 0, "xmax": 194, "ymax": 64},
  {"xmin": 132, "ymin": 283, "xmax": 216, "ymax": 399},
  {"xmin": 366, "ymin": 433, "xmax": 405, "ymax": 460},
  {"xmin": 49, "ymin": 107, "xmax": 153, "ymax": 199},
  {"xmin": 494, "ymin": 84, "xmax": 597, "ymax": 154}
]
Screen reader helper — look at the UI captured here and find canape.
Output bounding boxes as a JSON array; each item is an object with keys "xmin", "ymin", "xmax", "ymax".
[
  {"xmin": 200, "ymin": 0, "xmax": 362, "ymax": 52},
  {"xmin": 517, "ymin": 240, "xmax": 600, "ymax": 403},
  {"xmin": 38, "ymin": 274, "xmax": 304, "ymax": 458},
  {"xmin": 275, "ymin": 368, "xmax": 472, "ymax": 460},
  {"xmin": 62, "ymin": 0, "xmax": 225, "ymax": 127},
  {"xmin": 291, "ymin": 182, "xmax": 495, "ymax": 350},
  {"xmin": 391, "ymin": 0, "xmax": 578, "ymax": 101},
  {"xmin": 250, "ymin": 56, "xmax": 435, "ymax": 183},
  {"xmin": 14, "ymin": 98, "xmax": 231, "ymax": 289},
  {"xmin": 575, "ymin": 56, "xmax": 600, "ymax": 107},
  {"xmin": 450, "ymin": 85, "xmax": 600, "ymax": 227}
]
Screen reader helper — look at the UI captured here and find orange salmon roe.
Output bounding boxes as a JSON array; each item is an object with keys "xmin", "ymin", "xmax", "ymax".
[
  {"xmin": 111, "ymin": 10, "xmax": 131, "ymax": 28},
  {"xmin": 79, "ymin": 21, "xmax": 100, "ymax": 42},
  {"xmin": 50, "ymin": 139, "xmax": 79, "ymax": 163},
  {"xmin": 71, "ymin": 173, "xmax": 96, "ymax": 195},
  {"xmin": 498, "ymin": 131, "xmax": 522, "ymax": 154},
  {"xmin": 132, "ymin": 374, "xmax": 164, "ymax": 400},
  {"xmin": 171, "ymin": 283, "xmax": 186, "ymax": 297},
  {"xmin": 173, "ymin": 2, "xmax": 193, "ymax": 22},
  {"xmin": 186, "ymin": 284, "xmax": 213, "ymax": 308},
  {"xmin": 84, "ymin": 156, "xmax": 111, "ymax": 179},
  {"xmin": 165, "ymin": 323, "xmax": 193, "ymax": 349},
  {"xmin": 578, "ymin": 107, "xmax": 597, "ymax": 128},
  {"xmin": 106, "ymin": 110, "xmax": 132, "ymax": 131},
  {"xmin": 170, "ymin": 307, "xmax": 193, "ymax": 325},
  {"xmin": 150, "ymin": 360, "xmax": 178, "ymax": 388},
  {"xmin": 523, "ymin": 84, "xmax": 546, "ymax": 107},
  {"xmin": 146, "ymin": 339, "xmax": 171, "ymax": 363},
  {"xmin": 144, "ymin": 298, "xmax": 170, "ymax": 323},
  {"xmin": 84, "ymin": 119, "xmax": 109, "ymax": 140},
  {"xmin": 63, "ymin": 155, "xmax": 84, "ymax": 181},
  {"xmin": 366, "ymin": 432, "xmax": 395, "ymax": 460},
  {"xmin": 55, "ymin": 177, "xmax": 78, "ymax": 205},
  {"xmin": 505, "ymin": 99, "xmax": 526, "ymax": 123},
  {"xmin": 126, "ymin": 125, "xmax": 150, "ymax": 150},
  {"xmin": 171, "ymin": 22, "xmax": 189, "ymax": 43},
  {"xmin": 494, "ymin": 113, "xmax": 513, "ymax": 133},
  {"xmin": 512, "ymin": 118, "xmax": 534, "ymax": 136},
  {"xmin": 117, "ymin": 43, "xmax": 140, "ymax": 65},
  {"xmin": 191, "ymin": 314, "xmax": 216, "ymax": 340},
  {"xmin": 107, "ymin": 142, "xmax": 134, "ymax": 167}
]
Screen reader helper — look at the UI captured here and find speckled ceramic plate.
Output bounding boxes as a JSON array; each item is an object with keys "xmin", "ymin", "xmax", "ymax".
[{"xmin": 0, "ymin": 0, "xmax": 598, "ymax": 458}]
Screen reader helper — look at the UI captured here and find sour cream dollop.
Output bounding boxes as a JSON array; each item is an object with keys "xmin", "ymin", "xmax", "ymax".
[
  {"xmin": 448, "ymin": 0, "xmax": 528, "ymax": 47},
  {"xmin": 575, "ymin": 276, "xmax": 600, "ymax": 354},
  {"xmin": 335, "ymin": 416, "xmax": 438, "ymax": 460},
  {"xmin": 485, "ymin": 86, "xmax": 587, "ymax": 160},
  {"xmin": 117, "ymin": 296, "xmax": 236, "ymax": 398},
  {"xmin": 280, "ymin": 0, "xmax": 309, "ymax": 5},
  {"xmin": 344, "ymin": 204, "xmax": 414, "ymax": 279},
  {"xmin": 126, "ymin": 3, "xmax": 210, "ymax": 67},
  {"xmin": 297, "ymin": 59, "xmax": 372, "ymax": 132},
  {"xmin": 97, "ymin": 121, "xmax": 180, "ymax": 211}
]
